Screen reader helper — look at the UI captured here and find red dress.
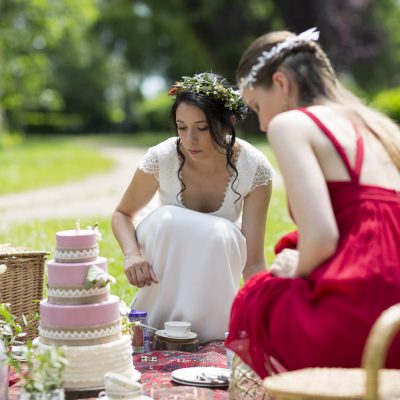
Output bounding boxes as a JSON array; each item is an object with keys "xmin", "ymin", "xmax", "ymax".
[{"xmin": 226, "ymin": 108, "xmax": 400, "ymax": 378}]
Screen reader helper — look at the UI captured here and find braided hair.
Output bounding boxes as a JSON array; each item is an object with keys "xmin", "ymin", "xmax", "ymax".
[{"xmin": 237, "ymin": 30, "xmax": 400, "ymax": 170}]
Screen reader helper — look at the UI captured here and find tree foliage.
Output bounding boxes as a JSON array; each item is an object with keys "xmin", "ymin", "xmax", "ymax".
[{"xmin": 0, "ymin": 0, "xmax": 400, "ymax": 135}]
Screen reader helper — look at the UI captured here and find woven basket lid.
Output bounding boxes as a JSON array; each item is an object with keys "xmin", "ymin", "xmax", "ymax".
[
  {"xmin": 0, "ymin": 243, "xmax": 48, "ymax": 257},
  {"xmin": 264, "ymin": 368, "xmax": 400, "ymax": 399}
]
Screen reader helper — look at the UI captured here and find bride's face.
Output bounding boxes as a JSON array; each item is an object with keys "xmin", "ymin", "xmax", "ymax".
[{"xmin": 176, "ymin": 102, "xmax": 219, "ymax": 160}]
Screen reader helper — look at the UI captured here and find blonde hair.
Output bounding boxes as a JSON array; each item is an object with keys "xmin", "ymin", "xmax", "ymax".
[{"xmin": 237, "ymin": 31, "xmax": 400, "ymax": 170}]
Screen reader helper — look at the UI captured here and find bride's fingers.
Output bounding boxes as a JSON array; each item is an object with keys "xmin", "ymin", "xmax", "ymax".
[
  {"xmin": 149, "ymin": 265, "xmax": 158, "ymax": 284},
  {"xmin": 136, "ymin": 268, "xmax": 147, "ymax": 288},
  {"xmin": 140, "ymin": 264, "xmax": 152, "ymax": 286},
  {"xmin": 127, "ymin": 267, "xmax": 138, "ymax": 286}
]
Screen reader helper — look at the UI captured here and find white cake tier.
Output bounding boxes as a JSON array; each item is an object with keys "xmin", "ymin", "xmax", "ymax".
[{"xmin": 36, "ymin": 335, "xmax": 138, "ymax": 390}]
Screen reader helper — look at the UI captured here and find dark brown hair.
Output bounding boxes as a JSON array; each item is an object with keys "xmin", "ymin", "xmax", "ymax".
[{"xmin": 170, "ymin": 74, "xmax": 242, "ymax": 203}]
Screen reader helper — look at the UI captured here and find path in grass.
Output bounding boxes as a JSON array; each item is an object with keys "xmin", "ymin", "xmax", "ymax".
[
  {"xmin": 0, "ymin": 146, "xmax": 146, "ymax": 222},
  {"xmin": 0, "ymin": 142, "xmax": 283, "ymax": 223}
]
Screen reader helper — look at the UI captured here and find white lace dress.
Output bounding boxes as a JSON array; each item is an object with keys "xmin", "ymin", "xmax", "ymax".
[{"xmin": 131, "ymin": 137, "xmax": 274, "ymax": 342}]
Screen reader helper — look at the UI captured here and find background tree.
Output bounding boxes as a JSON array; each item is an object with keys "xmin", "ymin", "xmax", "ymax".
[{"xmin": 1, "ymin": 0, "xmax": 400, "ymax": 136}]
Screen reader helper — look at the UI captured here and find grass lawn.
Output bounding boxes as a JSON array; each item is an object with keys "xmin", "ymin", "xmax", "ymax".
[
  {"xmin": 0, "ymin": 135, "xmax": 114, "ymax": 195},
  {"xmin": 0, "ymin": 132, "xmax": 294, "ymax": 305}
]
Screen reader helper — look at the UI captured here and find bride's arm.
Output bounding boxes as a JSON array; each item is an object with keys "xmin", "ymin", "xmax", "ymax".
[
  {"xmin": 112, "ymin": 168, "xmax": 159, "ymax": 287},
  {"xmin": 241, "ymin": 182, "xmax": 272, "ymax": 281}
]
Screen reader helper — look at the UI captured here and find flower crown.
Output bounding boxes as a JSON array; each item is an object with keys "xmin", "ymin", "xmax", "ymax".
[
  {"xmin": 168, "ymin": 73, "xmax": 248, "ymax": 120},
  {"xmin": 240, "ymin": 27, "xmax": 320, "ymax": 91}
]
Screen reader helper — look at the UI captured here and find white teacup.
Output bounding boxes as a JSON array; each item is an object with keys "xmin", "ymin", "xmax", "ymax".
[
  {"xmin": 164, "ymin": 321, "xmax": 191, "ymax": 337},
  {"xmin": 100, "ymin": 372, "xmax": 143, "ymax": 399}
]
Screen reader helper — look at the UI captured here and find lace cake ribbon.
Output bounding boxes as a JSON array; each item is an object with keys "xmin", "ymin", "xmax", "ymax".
[
  {"xmin": 39, "ymin": 320, "xmax": 121, "ymax": 346},
  {"xmin": 47, "ymin": 285, "xmax": 109, "ymax": 305},
  {"xmin": 55, "ymin": 245, "xmax": 99, "ymax": 263}
]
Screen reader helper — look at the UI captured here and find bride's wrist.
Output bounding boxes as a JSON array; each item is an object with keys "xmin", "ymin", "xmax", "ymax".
[{"xmin": 124, "ymin": 253, "xmax": 142, "ymax": 264}]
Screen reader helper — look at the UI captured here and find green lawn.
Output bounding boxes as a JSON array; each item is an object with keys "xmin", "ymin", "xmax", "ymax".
[
  {"xmin": 0, "ymin": 135, "xmax": 114, "ymax": 195},
  {"xmin": 0, "ymin": 133, "xmax": 294, "ymax": 305}
]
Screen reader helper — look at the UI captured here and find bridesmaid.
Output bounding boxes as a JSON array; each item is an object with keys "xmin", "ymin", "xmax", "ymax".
[
  {"xmin": 112, "ymin": 72, "xmax": 274, "ymax": 342},
  {"xmin": 226, "ymin": 27, "xmax": 400, "ymax": 377}
]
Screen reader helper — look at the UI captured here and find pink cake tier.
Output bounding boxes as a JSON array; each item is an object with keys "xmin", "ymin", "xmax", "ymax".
[
  {"xmin": 47, "ymin": 257, "xmax": 108, "ymax": 305},
  {"xmin": 55, "ymin": 229, "xmax": 99, "ymax": 263},
  {"xmin": 39, "ymin": 295, "xmax": 121, "ymax": 346}
]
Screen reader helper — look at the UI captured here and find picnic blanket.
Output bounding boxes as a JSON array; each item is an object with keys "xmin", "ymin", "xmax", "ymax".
[
  {"xmin": 136, "ymin": 341, "xmax": 229, "ymax": 399},
  {"xmin": 8, "ymin": 341, "xmax": 229, "ymax": 400}
]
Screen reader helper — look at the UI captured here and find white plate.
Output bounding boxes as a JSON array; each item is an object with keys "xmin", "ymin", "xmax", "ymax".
[
  {"xmin": 171, "ymin": 367, "xmax": 230, "ymax": 387},
  {"xmin": 155, "ymin": 330, "xmax": 197, "ymax": 340},
  {"xmin": 171, "ymin": 375, "xmax": 229, "ymax": 388}
]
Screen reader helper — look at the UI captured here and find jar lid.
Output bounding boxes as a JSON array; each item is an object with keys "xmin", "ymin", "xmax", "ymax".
[{"xmin": 128, "ymin": 309, "xmax": 148, "ymax": 318}]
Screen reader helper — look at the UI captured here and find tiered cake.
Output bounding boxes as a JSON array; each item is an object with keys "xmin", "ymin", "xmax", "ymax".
[{"xmin": 37, "ymin": 227, "xmax": 137, "ymax": 390}]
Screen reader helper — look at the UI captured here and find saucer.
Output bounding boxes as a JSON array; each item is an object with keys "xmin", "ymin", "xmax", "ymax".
[{"xmin": 155, "ymin": 330, "xmax": 197, "ymax": 340}]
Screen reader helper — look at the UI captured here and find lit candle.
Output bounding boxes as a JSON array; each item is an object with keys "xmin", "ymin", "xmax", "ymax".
[{"xmin": 75, "ymin": 218, "xmax": 81, "ymax": 232}]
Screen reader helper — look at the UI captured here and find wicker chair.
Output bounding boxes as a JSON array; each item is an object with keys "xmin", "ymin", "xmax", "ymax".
[
  {"xmin": 229, "ymin": 354, "xmax": 270, "ymax": 400},
  {"xmin": 263, "ymin": 303, "xmax": 400, "ymax": 399},
  {"xmin": 0, "ymin": 243, "xmax": 48, "ymax": 340}
]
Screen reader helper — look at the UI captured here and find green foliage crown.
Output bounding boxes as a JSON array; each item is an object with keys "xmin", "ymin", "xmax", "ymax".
[{"xmin": 168, "ymin": 73, "xmax": 248, "ymax": 120}]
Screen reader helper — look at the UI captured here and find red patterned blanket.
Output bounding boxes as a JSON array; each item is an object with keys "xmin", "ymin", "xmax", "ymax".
[
  {"xmin": 9, "ymin": 341, "xmax": 229, "ymax": 400},
  {"xmin": 135, "ymin": 341, "xmax": 228, "ymax": 399}
]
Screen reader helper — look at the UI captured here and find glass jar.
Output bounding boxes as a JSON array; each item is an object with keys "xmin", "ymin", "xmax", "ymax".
[{"xmin": 128, "ymin": 310, "xmax": 151, "ymax": 353}]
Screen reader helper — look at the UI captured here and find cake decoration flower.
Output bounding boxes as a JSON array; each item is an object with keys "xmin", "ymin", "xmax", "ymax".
[
  {"xmin": 87, "ymin": 223, "xmax": 102, "ymax": 241},
  {"xmin": 85, "ymin": 264, "xmax": 116, "ymax": 289}
]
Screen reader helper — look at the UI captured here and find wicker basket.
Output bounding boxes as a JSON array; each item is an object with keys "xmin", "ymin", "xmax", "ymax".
[
  {"xmin": 263, "ymin": 303, "xmax": 400, "ymax": 399},
  {"xmin": 0, "ymin": 243, "xmax": 48, "ymax": 341}
]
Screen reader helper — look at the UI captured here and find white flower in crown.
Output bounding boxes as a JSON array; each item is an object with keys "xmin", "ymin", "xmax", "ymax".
[{"xmin": 87, "ymin": 224, "xmax": 102, "ymax": 241}]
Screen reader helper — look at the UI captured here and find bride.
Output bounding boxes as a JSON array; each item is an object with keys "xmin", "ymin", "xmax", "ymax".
[{"xmin": 112, "ymin": 72, "xmax": 274, "ymax": 342}]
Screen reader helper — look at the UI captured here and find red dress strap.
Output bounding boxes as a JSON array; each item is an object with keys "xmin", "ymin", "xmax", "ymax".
[{"xmin": 296, "ymin": 108, "xmax": 364, "ymax": 183}]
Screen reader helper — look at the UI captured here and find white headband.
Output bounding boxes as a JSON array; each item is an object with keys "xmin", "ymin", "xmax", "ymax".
[{"xmin": 239, "ymin": 27, "xmax": 320, "ymax": 91}]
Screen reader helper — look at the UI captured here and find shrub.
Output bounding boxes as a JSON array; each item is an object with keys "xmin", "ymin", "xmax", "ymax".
[
  {"xmin": 371, "ymin": 87, "xmax": 400, "ymax": 123},
  {"xmin": 136, "ymin": 93, "xmax": 173, "ymax": 132}
]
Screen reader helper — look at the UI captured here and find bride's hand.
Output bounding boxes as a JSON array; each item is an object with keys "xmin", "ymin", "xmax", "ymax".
[
  {"xmin": 269, "ymin": 249, "xmax": 299, "ymax": 278},
  {"xmin": 124, "ymin": 254, "xmax": 158, "ymax": 287}
]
